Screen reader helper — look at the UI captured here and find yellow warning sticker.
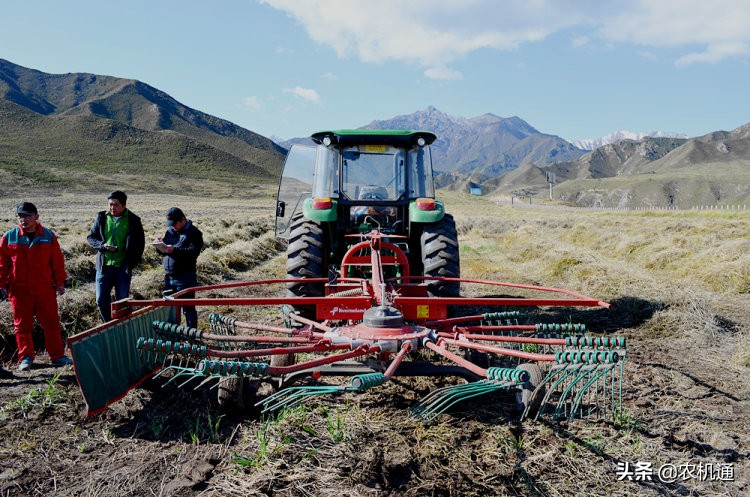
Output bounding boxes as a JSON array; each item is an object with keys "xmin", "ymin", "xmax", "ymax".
[
  {"xmin": 417, "ymin": 305, "xmax": 429, "ymax": 318},
  {"xmin": 363, "ymin": 144, "xmax": 386, "ymax": 152}
]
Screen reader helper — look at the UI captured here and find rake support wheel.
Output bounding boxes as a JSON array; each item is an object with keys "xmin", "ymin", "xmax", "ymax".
[
  {"xmin": 514, "ymin": 363, "xmax": 544, "ymax": 416},
  {"xmin": 217, "ymin": 376, "xmax": 259, "ymax": 412}
]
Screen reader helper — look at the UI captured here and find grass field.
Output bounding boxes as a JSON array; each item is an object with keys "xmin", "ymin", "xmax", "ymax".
[{"xmin": 0, "ymin": 189, "xmax": 748, "ymax": 496}]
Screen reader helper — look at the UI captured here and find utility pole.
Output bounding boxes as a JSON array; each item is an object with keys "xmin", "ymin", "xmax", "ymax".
[{"xmin": 546, "ymin": 171, "xmax": 556, "ymax": 200}]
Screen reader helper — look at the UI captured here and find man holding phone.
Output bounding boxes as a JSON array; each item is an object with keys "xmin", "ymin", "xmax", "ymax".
[{"xmin": 87, "ymin": 191, "xmax": 145, "ymax": 321}]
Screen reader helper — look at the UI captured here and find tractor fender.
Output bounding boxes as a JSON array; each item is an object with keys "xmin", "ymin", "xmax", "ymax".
[
  {"xmin": 302, "ymin": 197, "xmax": 338, "ymax": 222},
  {"xmin": 408, "ymin": 199, "xmax": 445, "ymax": 224}
]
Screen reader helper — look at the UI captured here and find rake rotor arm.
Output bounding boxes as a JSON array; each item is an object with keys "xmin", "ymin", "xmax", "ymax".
[
  {"xmin": 392, "ymin": 275, "xmax": 611, "ymax": 308},
  {"xmin": 441, "ymin": 331, "xmax": 567, "ymax": 347},
  {"xmin": 439, "ymin": 337, "xmax": 556, "ymax": 363},
  {"xmin": 210, "ymin": 342, "xmax": 349, "ymax": 359},
  {"xmin": 287, "ymin": 311, "xmax": 334, "ymax": 333},
  {"xmin": 267, "ymin": 343, "xmax": 379, "ymax": 375},
  {"xmin": 423, "ymin": 339, "xmax": 488, "ymax": 377},
  {"xmin": 383, "ymin": 341, "xmax": 412, "ymax": 381}
]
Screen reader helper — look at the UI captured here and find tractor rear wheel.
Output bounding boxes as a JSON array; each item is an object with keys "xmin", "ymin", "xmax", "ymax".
[
  {"xmin": 420, "ymin": 213, "xmax": 460, "ymax": 297},
  {"xmin": 286, "ymin": 213, "xmax": 326, "ymax": 317}
]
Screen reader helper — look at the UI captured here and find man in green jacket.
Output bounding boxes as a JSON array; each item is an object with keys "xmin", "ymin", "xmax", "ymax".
[{"xmin": 87, "ymin": 191, "xmax": 145, "ymax": 322}]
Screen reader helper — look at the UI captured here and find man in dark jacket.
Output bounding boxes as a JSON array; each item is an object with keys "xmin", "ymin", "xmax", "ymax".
[
  {"xmin": 153, "ymin": 207, "xmax": 203, "ymax": 328},
  {"xmin": 87, "ymin": 191, "xmax": 145, "ymax": 322}
]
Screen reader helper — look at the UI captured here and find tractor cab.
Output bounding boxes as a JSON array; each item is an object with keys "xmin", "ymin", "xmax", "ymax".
[
  {"xmin": 276, "ymin": 130, "xmax": 439, "ymax": 239},
  {"xmin": 276, "ymin": 130, "xmax": 460, "ymax": 301}
]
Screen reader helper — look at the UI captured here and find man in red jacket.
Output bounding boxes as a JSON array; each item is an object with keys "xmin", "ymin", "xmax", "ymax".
[{"xmin": 0, "ymin": 202, "xmax": 72, "ymax": 372}]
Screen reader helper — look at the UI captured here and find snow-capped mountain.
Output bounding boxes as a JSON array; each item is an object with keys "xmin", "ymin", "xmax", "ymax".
[{"xmin": 573, "ymin": 130, "xmax": 688, "ymax": 151}]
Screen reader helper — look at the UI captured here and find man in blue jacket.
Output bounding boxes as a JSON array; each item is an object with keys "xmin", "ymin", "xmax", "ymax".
[
  {"xmin": 153, "ymin": 207, "xmax": 203, "ymax": 328},
  {"xmin": 87, "ymin": 191, "xmax": 145, "ymax": 322}
]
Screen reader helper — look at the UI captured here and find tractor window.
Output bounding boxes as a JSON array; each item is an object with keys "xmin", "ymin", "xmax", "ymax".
[
  {"xmin": 408, "ymin": 145, "xmax": 435, "ymax": 198},
  {"xmin": 275, "ymin": 144, "xmax": 317, "ymax": 238},
  {"xmin": 312, "ymin": 144, "xmax": 339, "ymax": 198},
  {"xmin": 341, "ymin": 146, "xmax": 406, "ymax": 201}
]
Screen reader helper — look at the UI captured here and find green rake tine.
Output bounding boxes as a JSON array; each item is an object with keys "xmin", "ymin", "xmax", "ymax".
[
  {"xmin": 259, "ymin": 386, "xmax": 342, "ymax": 414},
  {"xmin": 568, "ymin": 364, "xmax": 616, "ymax": 421},
  {"xmin": 534, "ymin": 364, "xmax": 584, "ymax": 420},
  {"xmin": 410, "ymin": 382, "xmax": 468, "ymax": 415},
  {"xmin": 410, "ymin": 382, "xmax": 487, "ymax": 416},
  {"xmin": 151, "ymin": 363, "xmax": 177, "ymax": 380},
  {"xmin": 177, "ymin": 374, "xmax": 205, "ymax": 389},
  {"xmin": 193, "ymin": 375, "xmax": 221, "ymax": 390},
  {"xmin": 553, "ymin": 365, "xmax": 597, "ymax": 419},
  {"xmin": 415, "ymin": 382, "xmax": 514, "ymax": 424},
  {"xmin": 161, "ymin": 368, "xmax": 201, "ymax": 387},
  {"xmin": 261, "ymin": 388, "xmax": 338, "ymax": 414},
  {"xmin": 413, "ymin": 381, "xmax": 514, "ymax": 419},
  {"xmin": 412, "ymin": 382, "xmax": 482, "ymax": 419}
]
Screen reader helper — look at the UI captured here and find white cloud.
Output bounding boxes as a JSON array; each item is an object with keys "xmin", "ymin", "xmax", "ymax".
[
  {"xmin": 571, "ymin": 36, "xmax": 589, "ymax": 48},
  {"xmin": 261, "ymin": 0, "xmax": 589, "ymax": 79},
  {"xmin": 675, "ymin": 42, "xmax": 750, "ymax": 67},
  {"xmin": 321, "ymin": 72, "xmax": 338, "ymax": 81},
  {"xmin": 242, "ymin": 96, "xmax": 261, "ymax": 109},
  {"xmin": 261, "ymin": 0, "xmax": 750, "ymax": 72},
  {"xmin": 424, "ymin": 66, "xmax": 463, "ymax": 80},
  {"xmin": 283, "ymin": 86, "xmax": 321, "ymax": 105},
  {"xmin": 595, "ymin": 0, "xmax": 750, "ymax": 65}
]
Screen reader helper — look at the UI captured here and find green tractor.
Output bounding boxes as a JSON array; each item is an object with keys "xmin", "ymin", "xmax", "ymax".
[{"xmin": 276, "ymin": 130, "xmax": 460, "ymax": 302}]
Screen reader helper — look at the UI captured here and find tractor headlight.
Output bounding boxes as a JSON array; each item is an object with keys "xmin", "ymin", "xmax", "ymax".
[
  {"xmin": 417, "ymin": 137, "xmax": 426, "ymax": 147},
  {"xmin": 322, "ymin": 136, "xmax": 332, "ymax": 147}
]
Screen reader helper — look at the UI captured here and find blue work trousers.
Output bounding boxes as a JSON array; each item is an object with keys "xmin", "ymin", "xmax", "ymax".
[
  {"xmin": 95, "ymin": 265, "xmax": 132, "ymax": 322},
  {"xmin": 164, "ymin": 273, "xmax": 198, "ymax": 328}
]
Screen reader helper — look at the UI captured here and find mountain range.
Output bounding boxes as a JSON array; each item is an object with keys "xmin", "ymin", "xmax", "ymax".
[
  {"xmin": 285, "ymin": 107, "xmax": 750, "ymax": 207},
  {"xmin": 572, "ymin": 130, "xmax": 688, "ymax": 151},
  {"xmin": 0, "ymin": 58, "xmax": 285, "ymax": 195},
  {"xmin": 2, "ymin": 58, "xmax": 749, "ymax": 207}
]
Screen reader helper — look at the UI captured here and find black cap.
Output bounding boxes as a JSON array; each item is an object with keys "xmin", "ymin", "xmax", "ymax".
[
  {"xmin": 165, "ymin": 207, "xmax": 185, "ymax": 227},
  {"xmin": 107, "ymin": 190, "xmax": 127, "ymax": 205},
  {"xmin": 16, "ymin": 202, "xmax": 38, "ymax": 215}
]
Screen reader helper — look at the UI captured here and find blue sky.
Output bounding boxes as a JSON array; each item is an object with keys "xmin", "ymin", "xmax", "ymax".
[{"xmin": 2, "ymin": 0, "xmax": 749, "ymax": 143}]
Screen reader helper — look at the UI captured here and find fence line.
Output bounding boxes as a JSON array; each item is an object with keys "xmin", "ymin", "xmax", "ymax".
[{"xmin": 496, "ymin": 202, "xmax": 748, "ymax": 213}]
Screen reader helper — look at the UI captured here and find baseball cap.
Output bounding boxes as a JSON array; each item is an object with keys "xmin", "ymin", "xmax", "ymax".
[
  {"xmin": 16, "ymin": 202, "xmax": 38, "ymax": 215},
  {"xmin": 165, "ymin": 207, "xmax": 185, "ymax": 226}
]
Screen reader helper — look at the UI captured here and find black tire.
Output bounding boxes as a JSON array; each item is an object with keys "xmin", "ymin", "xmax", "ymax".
[
  {"xmin": 217, "ymin": 376, "xmax": 259, "ymax": 412},
  {"xmin": 420, "ymin": 213, "xmax": 460, "ymax": 297},
  {"xmin": 286, "ymin": 213, "xmax": 326, "ymax": 318},
  {"xmin": 270, "ymin": 352, "xmax": 296, "ymax": 390},
  {"xmin": 514, "ymin": 363, "xmax": 545, "ymax": 416},
  {"xmin": 464, "ymin": 348, "xmax": 490, "ymax": 369}
]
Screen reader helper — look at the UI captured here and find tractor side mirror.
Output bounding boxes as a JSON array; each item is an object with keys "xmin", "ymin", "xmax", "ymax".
[{"xmin": 276, "ymin": 200, "xmax": 286, "ymax": 218}]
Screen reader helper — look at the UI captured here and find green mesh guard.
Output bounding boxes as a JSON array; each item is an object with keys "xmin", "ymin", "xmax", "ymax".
[{"xmin": 70, "ymin": 306, "xmax": 173, "ymax": 415}]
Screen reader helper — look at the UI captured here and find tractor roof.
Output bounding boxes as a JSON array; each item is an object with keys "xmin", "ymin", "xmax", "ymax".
[{"xmin": 311, "ymin": 129, "xmax": 437, "ymax": 147}]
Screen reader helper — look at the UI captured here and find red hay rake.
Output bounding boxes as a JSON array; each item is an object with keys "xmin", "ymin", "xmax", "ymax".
[{"xmin": 70, "ymin": 230, "xmax": 625, "ymax": 423}]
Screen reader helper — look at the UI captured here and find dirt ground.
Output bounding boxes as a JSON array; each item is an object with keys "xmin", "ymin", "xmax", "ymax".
[
  {"xmin": 1, "ymin": 203, "xmax": 749, "ymax": 496},
  {"xmin": 1, "ymin": 300, "xmax": 747, "ymax": 497}
]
